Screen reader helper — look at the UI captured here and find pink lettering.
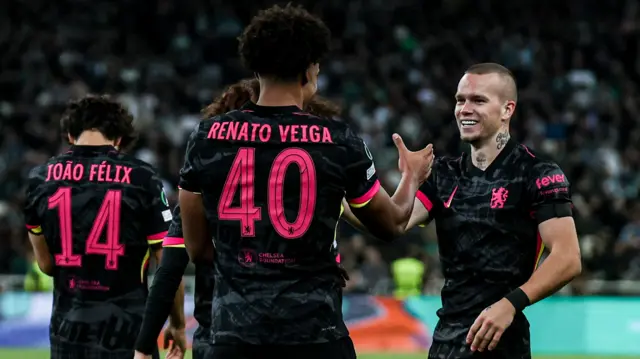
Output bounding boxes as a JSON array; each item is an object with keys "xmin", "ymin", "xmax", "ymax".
[
  {"xmin": 45, "ymin": 164, "xmax": 53, "ymax": 181},
  {"xmin": 104, "ymin": 164, "xmax": 113, "ymax": 182},
  {"xmin": 87, "ymin": 163, "xmax": 132, "ymax": 183},
  {"xmin": 72, "ymin": 164, "xmax": 84, "ymax": 181},
  {"xmin": 226, "ymin": 122, "xmax": 239, "ymax": 140},
  {"xmin": 89, "ymin": 164, "xmax": 98, "ymax": 181},
  {"xmin": 53, "ymin": 163, "xmax": 63, "ymax": 180},
  {"xmin": 97, "ymin": 162, "xmax": 107, "ymax": 182},
  {"xmin": 322, "ymin": 127, "xmax": 333, "ymax": 143},
  {"xmin": 207, "ymin": 122, "xmax": 221, "ymax": 139},
  {"xmin": 251, "ymin": 123, "xmax": 261, "ymax": 141},
  {"xmin": 278, "ymin": 125, "xmax": 334, "ymax": 143},
  {"xmin": 237, "ymin": 122, "xmax": 249, "ymax": 141},
  {"xmin": 119, "ymin": 167, "xmax": 132, "ymax": 184},
  {"xmin": 535, "ymin": 174, "xmax": 566, "ymax": 189},
  {"xmin": 290, "ymin": 125, "xmax": 299, "ymax": 142},
  {"xmin": 258, "ymin": 125, "xmax": 271, "ymax": 142},
  {"xmin": 219, "ymin": 122, "xmax": 229, "ymax": 140},
  {"xmin": 62, "ymin": 162, "xmax": 73, "ymax": 181},
  {"xmin": 310, "ymin": 125, "xmax": 320, "ymax": 142},
  {"xmin": 300, "ymin": 125, "xmax": 308, "ymax": 142},
  {"xmin": 279, "ymin": 125, "xmax": 290, "ymax": 142}
]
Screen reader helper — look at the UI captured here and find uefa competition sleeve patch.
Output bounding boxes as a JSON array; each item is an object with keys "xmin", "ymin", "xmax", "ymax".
[
  {"xmin": 363, "ymin": 141, "xmax": 373, "ymax": 160},
  {"xmin": 161, "ymin": 188, "xmax": 169, "ymax": 207},
  {"xmin": 363, "ymin": 141, "xmax": 376, "ymax": 180}
]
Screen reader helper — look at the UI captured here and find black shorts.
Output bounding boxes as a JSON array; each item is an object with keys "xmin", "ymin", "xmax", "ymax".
[
  {"xmin": 207, "ymin": 336, "xmax": 357, "ymax": 359},
  {"xmin": 192, "ymin": 326, "xmax": 212, "ymax": 359},
  {"xmin": 50, "ymin": 340, "xmax": 160, "ymax": 359},
  {"xmin": 429, "ymin": 342, "xmax": 531, "ymax": 359},
  {"xmin": 429, "ymin": 320, "xmax": 531, "ymax": 359}
]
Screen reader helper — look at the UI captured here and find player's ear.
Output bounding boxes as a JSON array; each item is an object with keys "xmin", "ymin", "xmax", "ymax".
[
  {"xmin": 501, "ymin": 100, "xmax": 516, "ymax": 122},
  {"xmin": 114, "ymin": 137, "xmax": 122, "ymax": 148},
  {"xmin": 67, "ymin": 134, "xmax": 75, "ymax": 145},
  {"xmin": 303, "ymin": 63, "xmax": 319, "ymax": 91}
]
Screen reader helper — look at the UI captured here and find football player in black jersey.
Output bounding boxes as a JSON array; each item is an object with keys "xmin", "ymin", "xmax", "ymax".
[
  {"xmin": 135, "ymin": 79, "xmax": 350, "ymax": 359},
  {"xmin": 178, "ymin": 4, "xmax": 433, "ymax": 359},
  {"xmin": 23, "ymin": 95, "xmax": 183, "ymax": 359},
  {"xmin": 346, "ymin": 63, "xmax": 581, "ymax": 358}
]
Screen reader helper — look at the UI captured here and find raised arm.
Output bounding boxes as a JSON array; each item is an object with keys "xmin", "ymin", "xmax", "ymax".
[{"xmin": 344, "ymin": 133, "xmax": 433, "ymax": 240}]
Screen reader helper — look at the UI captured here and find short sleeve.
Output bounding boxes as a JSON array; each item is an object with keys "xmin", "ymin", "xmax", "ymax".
[
  {"xmin": 178, "ymin": 125, "xmax": 203, "ymax": 194},
  {"xmin": 23, "ymin": 165, "xmax": 47, "ymax": 235},
  {"xmin": 416, "ymin": 158, "xmax": 446, "ymax": 225},
  {"xmin": 527, "ymin": 161, "xmax": 572, "ymax": 224},
  {"xmin": 163, "ymin": 205, "xmax": 185, "ymax": 248},
  {"xmin": 343, "ymin": 129, "xmax": 380, "ymax": 208},
  {"xmin": 143, "ymin": 169, "xmax": 172, "ymax": 244}
]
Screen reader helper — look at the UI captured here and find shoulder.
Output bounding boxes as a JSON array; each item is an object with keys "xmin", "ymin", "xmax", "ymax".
[
  {"xmin": 513, "ymin": 144, "xmax": 569, "ymax": 184},
  {"xmin": 27, "ymin": 163, "xmax": 49, "ymax": 182},
  {"xmin": 115, "ymin": 153, "xmax": 163, "ymax": 185},
  {"xmin": 434, "ymin": 154, "xmax": 464, "ymax": 173},
  {"xmin": 336, "ymin": 123, "xmax": 372, "ymax": 152}
]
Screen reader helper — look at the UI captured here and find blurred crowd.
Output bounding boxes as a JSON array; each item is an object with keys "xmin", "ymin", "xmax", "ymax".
[{"xmin": 0, "ymin": 0, "xmax": 639, "ymax": 295}]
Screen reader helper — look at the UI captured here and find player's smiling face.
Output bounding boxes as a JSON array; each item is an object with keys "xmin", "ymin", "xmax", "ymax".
[{"xmin": 454, "ymin": 73, "xmax": 505, "ymax": 144}]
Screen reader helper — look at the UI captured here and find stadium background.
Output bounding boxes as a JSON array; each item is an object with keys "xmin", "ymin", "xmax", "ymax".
[{"xmin": 0, "ymin": 0, "xmax": 639, "ymax": 358}]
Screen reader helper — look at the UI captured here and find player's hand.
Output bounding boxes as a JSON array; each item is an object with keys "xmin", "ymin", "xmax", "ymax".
[
  {"xmin": 163, "ymin": 325, "xmax": 187, "ymax": 357},
  {"xmin": 466, "ymin": 297, "xmax": 516, "ymax": 352},
  {"xmin": 393, "ymin": 134, "xmax": 434, "ymax": 185},
  {"xmin": 133, "ymin": 350, "xmax": 152, "ymax": 359},
  {"xmin": 164, "ymin": 347, "xmax": 185, "ymax": 359},
  {"xmin": 337, "ymin": 264, "xmax": 350, "ymax": 287}
]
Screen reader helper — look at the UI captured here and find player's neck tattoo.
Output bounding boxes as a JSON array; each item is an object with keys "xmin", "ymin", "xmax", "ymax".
[
  {"xmin": 496, "ymin": 130, "xmax": 510, "ymax": 150},
  {"xmin": 474, "ymin": 153, "xmax": 488, "ymax": 170}
]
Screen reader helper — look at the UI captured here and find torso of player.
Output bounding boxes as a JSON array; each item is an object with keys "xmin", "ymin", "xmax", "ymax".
[
  {"xmin": 25, "ymin": 146, "xmax": 170, "ymax": 349},
  {"xmin": 188, "ymin": 105, "xmax": 358, "ymax": 344},
  {"xmin": 423, "ymin": 140, "xmax": 568, "ymax": 321}
]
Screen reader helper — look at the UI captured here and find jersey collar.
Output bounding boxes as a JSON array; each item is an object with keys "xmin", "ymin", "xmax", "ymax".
[
  {"xmin": 68, "ymin": 145, "xmax": 118, "ymax": 155},
  {"xmin": 464, "ymin": 138, "xmax": 516, "ymax": 177},
  {"xmin": 241, "ymin": 101, "xmax": 304, "ymax": 115}
]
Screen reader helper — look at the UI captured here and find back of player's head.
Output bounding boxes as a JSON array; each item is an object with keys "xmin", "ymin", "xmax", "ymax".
[
  {"xmin": 465, "ymin": 63, "xmax": 518, "ymax": 102},
  {"xmin": 202, "ymin": 79, "xmax": 259, "ymax": 118},
  {"xmin": 60, "ymin": 95, "xmax": 137, "ymax": 150},
  {"xmin": 238, "ymin": 4, "xmax": 331, "ymax": 84}
]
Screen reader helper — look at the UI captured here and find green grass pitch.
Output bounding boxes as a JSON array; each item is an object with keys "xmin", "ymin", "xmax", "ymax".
[{"xmin": 0, "ymin": 349, "xmax": 631, "ymax": 359}]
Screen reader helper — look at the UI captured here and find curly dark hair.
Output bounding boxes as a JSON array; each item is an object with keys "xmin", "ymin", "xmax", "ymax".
[
  {"xmin": 238, "ymin": 4, "xmax": 331, "ymax": 82},
  {"xmin": 202, "ymin": 78, "xmax": 342, "ymax": 118},
  {"xmin": 60, "ymin": 95, "xmax": 137, "ymax": 150}
]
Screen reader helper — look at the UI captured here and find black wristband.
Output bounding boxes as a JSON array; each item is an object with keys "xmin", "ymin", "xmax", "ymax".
[{"xmin": 505, "ymin": 288, "xmax": 530, "ymax": 312}]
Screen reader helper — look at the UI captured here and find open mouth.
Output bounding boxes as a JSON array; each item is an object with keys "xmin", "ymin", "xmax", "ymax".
[{"xmin": 460, "ymin": 120, "xmax": 479, "ymax": 127}]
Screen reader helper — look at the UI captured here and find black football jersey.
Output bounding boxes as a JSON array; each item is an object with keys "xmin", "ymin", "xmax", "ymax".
[
  {"xmin": 179, "ymin": 102, "xmax": 379, "ymax": 345},
  {"xmin": 23, "ymin": 145, "xmax": 171, "ymax": 353},
  {"xmin": 417, "ymin": 139, "xmax": 572, "ymax": 349}
]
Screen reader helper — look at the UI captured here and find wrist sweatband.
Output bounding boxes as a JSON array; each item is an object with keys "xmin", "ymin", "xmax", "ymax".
[{"xmin": 505, "ymin": 288, "xmax": 531, "ymax": 312}]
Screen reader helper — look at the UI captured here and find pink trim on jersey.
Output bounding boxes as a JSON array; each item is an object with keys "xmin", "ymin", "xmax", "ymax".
[
  {"xmin": 521, "ymin": 145, "xmax": 536, "ymax": 158},
  {"xmin": 163, "ymin": 237, "xmax": 185, "ymax": 246},
  {"xmin": 415, "ymin": 190, "xmax": 434, "ymax": 211},
  {"xmin": 147, "ymin": 231, "xmax": 168, "ymax": 240},
  {"xmin": 348, "ymin": 180, "xmax": 381, "ymax": 206},
  {"xmin": 336, "ymin": 254, "xmax": 341, "ymax": 263},
  {"xmin": 25, "ymin": 224, "xmax": 40, "ymax": 229}
]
